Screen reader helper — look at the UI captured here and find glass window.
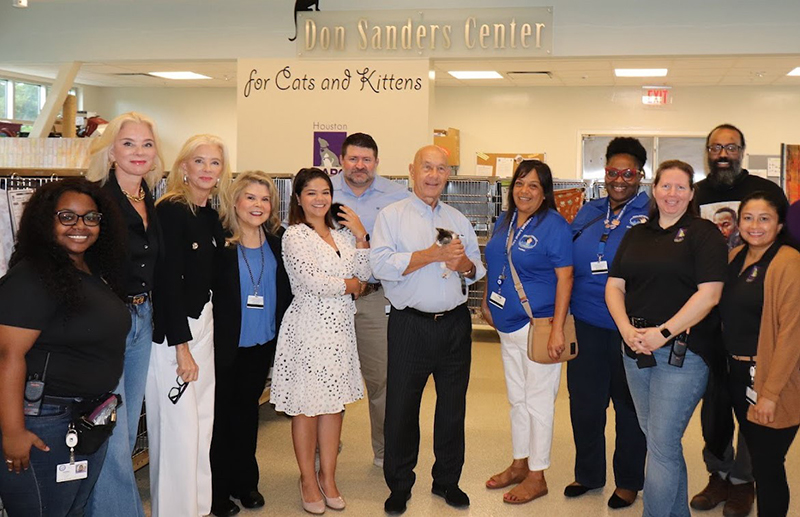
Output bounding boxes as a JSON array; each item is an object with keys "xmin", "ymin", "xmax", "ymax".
[
  {"xmin": 14, "ymin": 81, "xmax": 43, "ymax": 121},
  {"xmin": 582, "ymin": 135, "xmax": 655, "ymax": 180},
  {"xmin": 657, "ymin": 136, "xmax": 707, "ymax": 181},
  {"xmin": 0, "ymin": 79, "xmax": 7, "ymax": 119}
]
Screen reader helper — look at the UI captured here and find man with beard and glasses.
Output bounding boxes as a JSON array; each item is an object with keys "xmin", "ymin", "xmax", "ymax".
[
  {"xmin": 331, "ymin": 132, "xmax": 409, "ymax": 469},
  {"xmin": 692, "ymin": 124, "xmax": 788, "ymax": 517}
]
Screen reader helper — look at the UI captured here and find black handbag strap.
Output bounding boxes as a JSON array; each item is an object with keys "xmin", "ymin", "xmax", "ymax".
[{"xmin": 571, "ymin": 212, "xmax": 605, "ymax": 242}]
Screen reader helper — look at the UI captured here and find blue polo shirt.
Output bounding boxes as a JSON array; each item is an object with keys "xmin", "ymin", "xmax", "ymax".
[
  {"xmin": 485, "ymin": 209, "xmax": 573, "ymax": 333},
  {"xmin": 238, "ymin": 241, "xmax": 277, "ymax": 347},
  {"xmin": 570, "ymin": 191, "xmax": 650, "ymax": 330}
]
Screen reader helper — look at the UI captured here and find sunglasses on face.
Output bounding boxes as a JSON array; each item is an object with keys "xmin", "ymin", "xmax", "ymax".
[
  {"xmin": 55, "ymin": 210, "xmax": 103, "ymax": 227},
  {"xmin": 168, "ymin": 376, "xmax": 188, "ymax": 404},
  {"xmin": 604, "ymin": 168, "xmax": 642, "ymax": 181}
]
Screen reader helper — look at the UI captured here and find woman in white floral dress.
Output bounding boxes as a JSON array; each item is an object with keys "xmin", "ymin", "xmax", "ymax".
[{"xmin": 270, "ymin": 168, "xmax": 371, "ymax": 514}]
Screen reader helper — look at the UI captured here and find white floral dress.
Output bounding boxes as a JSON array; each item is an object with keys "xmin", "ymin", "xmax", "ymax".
[{"xmin": 270, "ymin": 224, "xmax": 370, "ymax": 416}]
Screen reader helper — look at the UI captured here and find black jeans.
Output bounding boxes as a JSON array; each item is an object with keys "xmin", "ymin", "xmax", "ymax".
[
  {"xmin": 728, "ymin": 358, "xmax": 798, "ymax": 517},
  {"xmin": 566, "ymin": 319, "xmax": 646, "ymax": 490}
]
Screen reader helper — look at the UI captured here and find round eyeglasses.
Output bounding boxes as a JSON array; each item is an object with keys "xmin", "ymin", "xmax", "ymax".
[
  {"xmin": 604, "ymin": 167, "xmax": 642, "ymax": 182},
  {"xmin": 707, "ymin": 144, "xmax": 742, "ymax": 154},
  {"xmin": 55, "ymin": 210, "xmax": 103, "ymax": 227}
]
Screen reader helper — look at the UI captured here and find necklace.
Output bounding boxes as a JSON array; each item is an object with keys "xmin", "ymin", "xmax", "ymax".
[{"xmin": 121, "ymin": 186, "xmax": 146, "ymax": 203}]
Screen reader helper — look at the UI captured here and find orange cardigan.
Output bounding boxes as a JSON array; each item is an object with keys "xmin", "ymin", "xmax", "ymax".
[{"xmin": 730, "ymin": 244, "xmax": 800, "ymax": 429}]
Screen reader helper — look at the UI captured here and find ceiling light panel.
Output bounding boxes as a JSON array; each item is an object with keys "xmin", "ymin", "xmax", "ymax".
[
  {"xmin": 614, "ymin": 68, "xmax": 668, "ymax": 77},
  {"xmin": 448, "ymin": 71, "xmax": 503, "ymax": 80},
  {"xmin": 148, "ymin": 71, "xmax": 212, "ymax": 80}
]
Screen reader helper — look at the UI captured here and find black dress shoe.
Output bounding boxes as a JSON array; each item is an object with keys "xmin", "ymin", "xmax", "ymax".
[
  {"xmin": 384, "ymin": 491, "xmax": 411, "ymax": 514},
  {"xmin": 234, "ymin": 490, "xmax": 265, "ymax": 509},
  {"xmin": 210, "ymin": 499, "xmax": 240, "ymax": 517},
  {"xmin": 564, "ymin": 483, "xmax": 591, "ymax": 498},
  {"xmin": 431, "ymin": 483, "xmax": 470, "ymax": 508}
]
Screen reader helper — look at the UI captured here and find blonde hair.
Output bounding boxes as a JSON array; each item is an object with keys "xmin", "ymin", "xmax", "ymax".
[
  {"xmin": 220, "ymin": 170, "xmax": 281, "ymax": 244},
  {"xmin": 158, "ymin": 134, "xmax": 232, "ymax": 212},
  {"xmin": 85, "ymin": 112, "xmax": 165, "ymax": 189}
]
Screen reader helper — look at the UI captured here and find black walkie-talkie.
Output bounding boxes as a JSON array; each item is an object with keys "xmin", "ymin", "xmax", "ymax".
[{"xmin": 23, "ymin": 353, "xmax": 49, "ymax": 416}]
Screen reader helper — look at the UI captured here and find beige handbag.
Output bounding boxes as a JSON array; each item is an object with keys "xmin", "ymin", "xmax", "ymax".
[{"xmin": 506, "ymin": 224, "xmax": 578, "ymax": 364}]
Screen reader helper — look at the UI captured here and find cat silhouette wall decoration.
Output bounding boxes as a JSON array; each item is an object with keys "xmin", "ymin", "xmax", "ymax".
[{"xmin": 289, "ymin": 0, "xmax": 320, "ymax": 42}]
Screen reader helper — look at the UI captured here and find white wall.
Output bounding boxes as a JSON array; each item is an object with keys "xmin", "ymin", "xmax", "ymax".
[
  {"xmin": 431, "ymin": 85, "xmax": 800, "ymax": 178},
  {"xmin": 87, "ymin": 87, "xmax": 237, "ymax": 169}
]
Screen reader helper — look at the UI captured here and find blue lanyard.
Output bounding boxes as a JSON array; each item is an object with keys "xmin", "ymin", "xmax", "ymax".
[
  {"xmin": 597, "ymin": 199, "xmax": 631, "ymax": 260},
  {"xmin": 496, "ymin": 210, "xmax": 538, "ymax": 286}
]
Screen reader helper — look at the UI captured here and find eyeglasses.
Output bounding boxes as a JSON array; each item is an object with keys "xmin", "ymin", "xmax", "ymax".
[
  {"xmin": 707, "ymin": 144, "xmax": 742, "ymax": 154},
  {"xmin": 55, "ymin": 210, "xmax": 103, "ymax": 227},
  {"xmin": 604, "ymin": 168, "xmax": 642, "ymax": 181},
  {"xmin": 168, "ymin": 376, "xmax": 188, "ymax": 404}
]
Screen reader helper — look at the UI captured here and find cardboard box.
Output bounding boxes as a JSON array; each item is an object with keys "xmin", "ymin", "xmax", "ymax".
[{"xmin": 433, "ymin": 127, "xmax": 460, "ymax": 167}]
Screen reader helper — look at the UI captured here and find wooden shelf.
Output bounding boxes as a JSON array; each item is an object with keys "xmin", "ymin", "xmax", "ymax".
[{"xmin": 0, "ymin": 168, "xmax": 86, "ymax": 177}]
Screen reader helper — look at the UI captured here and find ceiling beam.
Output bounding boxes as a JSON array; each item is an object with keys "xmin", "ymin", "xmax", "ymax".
[{"xmin": 29, "ymin": 61, "xmax": 81, "ymax": 138}]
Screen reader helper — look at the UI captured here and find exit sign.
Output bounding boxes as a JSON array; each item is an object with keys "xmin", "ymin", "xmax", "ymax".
[{"xmin": 642, "ymin": 87, "xmax": 671, "ymax": 106}]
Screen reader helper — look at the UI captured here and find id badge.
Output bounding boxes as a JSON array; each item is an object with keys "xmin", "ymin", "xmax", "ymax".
[
  {"xmin": 590, "ymin": 260, "xmax": 609, "ymax": 275},
  {"xmin": 246, "ymin": 294, "xmax": 264, "ymax": 309},
  {"xmin": 489, "ymin": 291, "xmax": 506, "ymax": 309},
  {"xmin": 745, "ymin": 386, "xmax": 758, "ymax": 405},
  {"xmin": 56, "ymin": 460, "xmax": 88, "ymax": 482}
]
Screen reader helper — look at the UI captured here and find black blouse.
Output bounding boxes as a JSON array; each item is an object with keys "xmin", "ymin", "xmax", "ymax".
[
  {"xmin": 609, "ymin": 212, "xmax": 728, "ymax": 358},
  {"xmin": 720, "ymin": 243, "xmax": 780, "ymax": 356},
  {"xmin": 152, "ymin": 199, "xmax": 225, "ymax": 346},
  {"xmin": 0, "ymin": 261, "xmax": 130, "ymax": 397},
  {"xmin": 102, "ymin": 171, "xmax": 161, "ymax": 296}
]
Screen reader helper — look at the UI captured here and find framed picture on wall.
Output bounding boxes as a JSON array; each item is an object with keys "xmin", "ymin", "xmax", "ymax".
[{"xmin": 781, "ymin": 143, "xmax": 800, "ymax": 203}]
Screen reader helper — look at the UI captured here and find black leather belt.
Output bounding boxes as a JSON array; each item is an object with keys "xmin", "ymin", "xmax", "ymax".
[
  {"xmin": 399, "ymin": 303, "xmax": 465, "ymax": 321},
  {"xmin": 362, "ymin": 282, "xmax": 382, "ymax": 297},
  {"xmin": 42, "ymin": 395, "xmax": 80, "ymax": 407},
  {"xmin": 126, "ymin": 292, "xmax": 150, "ymax": 306}
]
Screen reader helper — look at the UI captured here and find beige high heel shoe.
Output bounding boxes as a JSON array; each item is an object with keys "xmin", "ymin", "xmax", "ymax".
[
  {"xmin": 299, "ymin": 477, "xmax": 326, "ymax": 514},
  {"xmin": 317, "ymin": 472, "xmax": 346, "ymax": 510}
]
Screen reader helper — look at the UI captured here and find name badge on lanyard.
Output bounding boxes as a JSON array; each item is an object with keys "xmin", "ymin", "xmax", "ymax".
[
  {"xmin": 590, "ymin": 260, "xmax": 609, "ymax": 275},
  {"xmin": 489, "ymin": 291, "xmax": 506, "ymax": 309},
  {"xmin": 247, "ymin": 294, "xmax": 265, "ymax": 309},
  {"xmin": 592, "ymin": 200, "xmax": 629, "ymax": 275}
]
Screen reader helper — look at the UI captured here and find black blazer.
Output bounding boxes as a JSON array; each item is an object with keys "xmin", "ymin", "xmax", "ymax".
[
  {"xmin": 152, "ymin": 199, "xmax": 226, "ymax": 345},
  {"xmin": 212, "ymin": 225, "xmax": 292, "ymax": 370}
]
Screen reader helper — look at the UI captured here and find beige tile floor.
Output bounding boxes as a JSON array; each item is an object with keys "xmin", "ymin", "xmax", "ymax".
[{"xmin": 137, "ymin": 329, "xmax": 800, "ymax": 516}]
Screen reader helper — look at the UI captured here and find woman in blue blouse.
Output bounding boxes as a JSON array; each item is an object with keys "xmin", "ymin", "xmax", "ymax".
[
  {"xmin": 481, "ymin": 160, "xmax": 573, "ymax": 505},
  {"xmin": 564, "ymin": 137, "xmax": 649, "ymax": 508}
]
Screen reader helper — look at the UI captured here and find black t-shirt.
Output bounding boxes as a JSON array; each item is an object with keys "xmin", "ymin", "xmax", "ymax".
[
  {"xmin": 696, "ymin": 169, "xmax": 787, "ymax": 208},
  {"xmin": 609, "ymin": 213, "xmax": 727, "ymax": 358},
  {"xmin": 719, "ymin": 243, "xmax": 780, "ymax": 356},
  {"xmin": 0, "ymin": 261, "xmax": 130, "ymax": 398}
]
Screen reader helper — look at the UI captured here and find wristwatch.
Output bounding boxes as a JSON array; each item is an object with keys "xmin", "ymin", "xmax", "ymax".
[
  {"xmin": 356, "ymin": 233, "xmax": 370, "ymax": 243},
  {"xmin": 660, "ymin": 327, "xmax": 672, "ymax": 339}
]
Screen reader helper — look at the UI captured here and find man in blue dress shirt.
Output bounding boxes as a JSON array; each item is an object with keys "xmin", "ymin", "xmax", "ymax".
[
  {"xmin": 371, "ymin": 145, "xmax": 486, "ymax": 514},
  {"xmin": 331, "ymin": 132, "xmax": 409, "ymax": 468}
]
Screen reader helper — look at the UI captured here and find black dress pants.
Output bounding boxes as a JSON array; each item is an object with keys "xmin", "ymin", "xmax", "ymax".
[
  {"xmin": 210, "ymin": 342, "xmax": 276, "ymax": 506},
  {"xmin": 567, "ymin": 319, "xmax": 646, "ymax": 490},
  {"xmin": 383, "ymin": 304, "xmax": 471, "ymax": 495},
  {"xmin": 728, "ymin": 359, "xmax": 798, "ymax": 517}
]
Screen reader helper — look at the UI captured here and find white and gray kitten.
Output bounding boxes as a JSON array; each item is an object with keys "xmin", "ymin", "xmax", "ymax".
[{"xmin": 435, "ymin": 227, "xmax": 467, "ymax": 295}]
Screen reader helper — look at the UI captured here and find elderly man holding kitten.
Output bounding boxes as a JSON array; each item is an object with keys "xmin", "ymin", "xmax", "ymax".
[{"xmin": 371, "ymin": 145, "xmax": 485, "ymax": 515}]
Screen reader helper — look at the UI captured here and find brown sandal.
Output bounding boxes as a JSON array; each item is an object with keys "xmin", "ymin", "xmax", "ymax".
[
  {"xmin": 485, "ymin": 466, "xmax": 529, "ymax": 489},
  {"xmin": 503, "ymin": 476, "xmax": 548, "ymax": 504}
]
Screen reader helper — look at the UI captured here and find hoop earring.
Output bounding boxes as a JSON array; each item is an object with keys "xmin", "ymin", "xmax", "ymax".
[
  {"xmin": 111, "ymin": 161, "xmax": 117, "ymax": 170},
  {"xmin": 183, "ymin": 175, "xmax": 188, "ymax": 184},
  {"xmin": 216, "ymin": 178, "xmax": 220, "ymax": 187}
]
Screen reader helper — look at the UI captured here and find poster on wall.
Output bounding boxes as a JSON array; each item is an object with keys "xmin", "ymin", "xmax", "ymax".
[
  {"xmin": 781, "ymin": 143, "xmax": 800, "ymax": 203},
  {"xmin": 237, "ymin": 58, "xmax": 430, "ymax": 176}
]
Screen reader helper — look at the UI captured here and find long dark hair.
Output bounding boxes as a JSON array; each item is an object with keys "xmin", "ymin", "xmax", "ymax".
[
  {"xmin": 498, "ymin": 159, "xmax": 556, "ymax": 233},
  {"xmin": 648, "ymin": 159, "xmax": 699, "ymax": 220},
  {"xmin": 738, "ymin": 190, "xmax": 795, "ymax": 249},
  {"xmin": 9, "ymin": 178, "xmax": 128, "ymax": 311},
  {"xmin": 288, "ymin": 167, "xmax": 335, "ymax": 229}
]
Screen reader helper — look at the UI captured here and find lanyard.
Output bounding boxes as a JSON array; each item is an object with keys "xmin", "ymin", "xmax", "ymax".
[
  {"xmin": 496, "ymin": 210, "xmax": 540, "ymax": 286},
  {"xmin": 597, "ymin": 198, "xmax": 632, "ymax": 260},
  {"xmin": 239, "ymin": 229, "xmax": 265, "ymax": 296}
]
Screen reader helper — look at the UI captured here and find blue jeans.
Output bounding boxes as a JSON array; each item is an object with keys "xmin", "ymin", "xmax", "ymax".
[
  {"xmin": 0, "ymin": 402, "xmax": 109, "ymax": 516},
  {"xmin": 87, "ymin": 300, "xmax": 152, "ymax": 517},
  {"xmin": 624, "ymin": 346, "xmax": 709, "ymax": 517}
]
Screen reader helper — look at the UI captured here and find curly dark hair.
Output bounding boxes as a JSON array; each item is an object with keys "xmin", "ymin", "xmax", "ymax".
[
  {"xmin": 606, "ymin": 137, "xmax": 648, "ymax": 169},
  {"xmin": 9, "ymin": 177, "xmax": 128, "ymax": 312}
]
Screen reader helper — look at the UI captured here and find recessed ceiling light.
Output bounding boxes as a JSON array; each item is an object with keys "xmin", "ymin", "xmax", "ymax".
[
  {"xmin": 148, "ymin": 71, "xmax": 212, "ymax": 80},
  {"xmin": 615, "ymin": 68, "xmax": 668, "ymax": 78},
  {"xmin": 787, "ymin": 67, "xmax": 800, "ymax": 76},
  {"xmin": 448, "ymin": 71, "xmax": 503, "ymax": 80}
]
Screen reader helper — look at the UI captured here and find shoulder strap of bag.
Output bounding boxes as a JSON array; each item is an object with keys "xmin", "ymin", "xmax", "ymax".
[{"xmin": 506, "ymin": 224, "xmax": 535, "ymax": 322}]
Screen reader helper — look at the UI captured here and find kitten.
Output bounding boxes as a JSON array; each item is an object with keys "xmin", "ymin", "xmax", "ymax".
[{"xmin": 435, "ymin": 227, "xmax": 467, "ymax": 295}]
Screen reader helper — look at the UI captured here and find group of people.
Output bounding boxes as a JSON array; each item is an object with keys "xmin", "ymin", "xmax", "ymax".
[{"xmin": 0, "ymin": 118, "xmax": 798, "ymax": 517}]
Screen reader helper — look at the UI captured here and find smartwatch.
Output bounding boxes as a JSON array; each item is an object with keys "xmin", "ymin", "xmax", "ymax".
[{"xmin": 660, "ymin": 327, "xmax": 672, "ymax": 339}]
